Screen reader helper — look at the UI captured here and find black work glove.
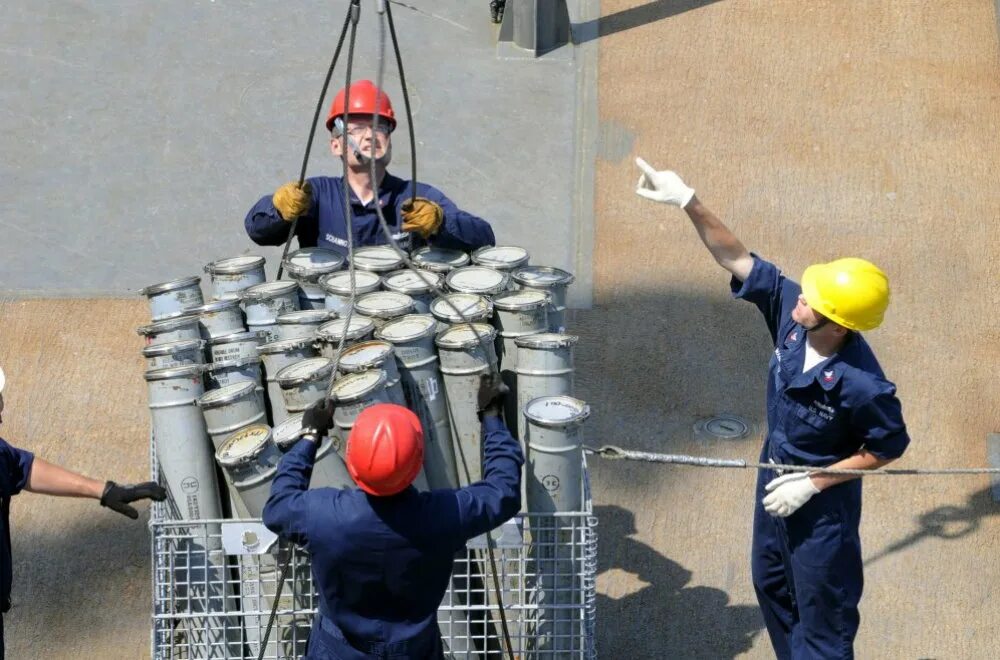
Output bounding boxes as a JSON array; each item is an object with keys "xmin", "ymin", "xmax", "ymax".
[
  {"xmin": 100, "ymin": 481, "xmax": 167, "ymax": 519},
  {"xmin": 302, "ymin": 398, "xmax": 336, "ymax": 439},
  {"xmin": 477, "ymin": 372, "xmax": 509, "ymax": 419}
]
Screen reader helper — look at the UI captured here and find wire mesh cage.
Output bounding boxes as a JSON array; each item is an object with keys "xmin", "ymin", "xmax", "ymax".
[{"xmin": 150, "ymin": 436, "xmax": 598, "ymax": 659}]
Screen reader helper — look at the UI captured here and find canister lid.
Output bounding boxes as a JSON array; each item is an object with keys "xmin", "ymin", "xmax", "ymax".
[
  {"xmin": 512, "ymin": 265, "xmax": 575, "ymax": 288},
  {"xmin": 434, "ymin": 323, "xmax": 497, "ymax": 349},
  {"xmin": 492, "ymin": 289, "xmax": 550, "ymax": 312},
  {"xmin": 143, "ymin": 363, "xmax": 205, "ymax": 381},
  {"xmin": 197, "ymin": 380, "xmax": 258, "ymax": 408},
  {"xmin": 317, "ymin": 316, "xmax": 376, "ymax": 342},
  {"xmin": 351, "ymin": 246, "xmax": 405, "ymax": 272},
  {"xmin": 445, "ymin": 266, "xmax": 510, "ymax": 295},
  {"xmin": 273, "ymin": 413, "xmax": 307, "ymax": 450},
  {"xmin": 209, "ymin": 330, "xmax": 265, "ymax": 346},
  {"xmin": 242, "ymin": 280, "xmax": 300, "ymax": 301},
  {"xmin": 382, "ymin": 269, "xmax": 442, "ymax": 294},
  {"xmin": 204, "ymin": 255, "xmax": 266, "ymax": 275},
  {"xmin": 430, "ymin": 293, "xmax": 493, "ymax": 323},
  {"xmin": 186, "ymin": 298, "xmax": 242, "ymax": 314},
  {"xmin": 137, "ymin": 314, "xmax": 200, "ymax": 336},
  {"xmin": 523, "ymin": 396, "xmax": 591, "ymax": 427},
  {"xmin": 319, "ymin": 270, "xmax": 382, "ymax": 295},
  {"xmin": 471, "ymin": 246, "xmax": 530, "ymax": 271},
  {"xmin": 276, "ymin": 357, "xmax": 335, "ymax": 387},
  {"xmin": 216, "ymin": 423, "xmax": 273, "ymax": 466},
  {"xmin": 411, "ymin": 246, "xmax": 470, "ymax": 272},
  {"xmin": 330, "ymin": 370, "xmax": 387, "ymax": 403},
  {"xmin": 338, "ymin": 341, "xmax": 393, "ymax": 372},
  {"xmin": 276, "ymin": 309, "xmax": 336, "ymax": 325},
  {"xmin": 282, "ymin": 247, "xmax": 345, "ymax": 278},
  {"xmin": 139, "ymin": 275, "xmax": 202, "ymax": 296},
  {"xmin": 514, "ymin": 333, "xmax": 579, "ymax": 349},
  {"xmin": 376, "ymin": 315, "xmax": 438, "ymax": 343},
  {"xmin": 257, "ymin": 336, "xmax": 316, "ymax": 355},
  {"xmin": 355, "ymin": 291, "xmax": 415, "ymax": 318},
  {"xmin": 142, "ymin": 338, "xmax": 205, "ymax": 358}
]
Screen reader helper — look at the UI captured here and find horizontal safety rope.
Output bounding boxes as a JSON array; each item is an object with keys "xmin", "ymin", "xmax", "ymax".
[{"xmin": 585, "ymin": 445, "xmax": 1000, "ymax": 476}]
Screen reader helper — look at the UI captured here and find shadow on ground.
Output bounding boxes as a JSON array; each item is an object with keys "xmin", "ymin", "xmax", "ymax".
[{"xmin": 572, "ymin": 0, "xmax": 726, "ymax": 44}]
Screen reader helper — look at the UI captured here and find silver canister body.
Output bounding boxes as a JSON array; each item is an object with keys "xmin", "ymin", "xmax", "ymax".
[
  {"xmin": 215, "ymin": 424, "xmax": 282, "ymax": 519},
  {"xmin": 142, "ymin": 339, "xmax": 206, "ymax": 370},
  {"xmin": 276, "ymin": 309, "xmax": 336, "ymax": 341},
  {"xmin": 273, "ymin": 413, "xmax": 355, "ymax": 490},
  {"xmin": 337, "ymin": 340, "xmax": 406, "ymax": 406},
  {"xmin": 512, "ymin": 265, "xmax": 575, "ymax": 333},
  {"xmin": 314, "ymin": 317, "xmax": 376, "ymax": 359},
  {"xmin": 382, "ymin": 269, "xmax": 443, "ymax": 315},
  {"xmin": 436, "ymin": 323, "xmax": 498, "ymax": 485},
  {"xmin": 377, "ymin": 316, "xmax": 458, "ymax": 490},
  {"xmin": 207, "ymin": 358, "xmax": 263, "ymax": 391},
  {"xmin": 277, "ymin": 357, "xmax": 335, "ymax": 414},
  {"xmin": 283, "ymin": 247, "xmax": 346, "ymax": 310},
  {"xmin": 140, "ymin": 276, "xmax": 204, "ymax": 322},
  {"xmin": 243, "ymin": 281, "xmax": 301, "ymax": 344},
  {"xmin": 204, "ymin": 255, "xmax": 266, "ymax": 301},
  {"xmin": 137, "ymin": 315, "xmax": 202, "ymax": 348},
  {"xmin": 320, "ymin": 270, "xmax": 382, "ymax": 315},
  {"xmin": 197, "ymin": 380, "xmax": 268, "ymax": 451},
  {"xmin": 187, "ymin": 298, "xmax": 246, "ymax": 340},
  {"xmin": 514, "ymin": 334, "xmax": 577, "ymax": 442},
  {"xmin": 208, "ymin": 330, "xmax": 264, "ymax": 363},
  {"xmin": 258, "ymin": 337, "xmax": 318, "ymax": 426},
  {"xmin": 491, "ymin": 290, "xmax": 550, "ymax": 433}
]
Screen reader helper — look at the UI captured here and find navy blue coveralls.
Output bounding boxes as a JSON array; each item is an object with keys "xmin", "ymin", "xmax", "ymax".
[
  {"xmin": 262, "ymin": 415, "xmax": 523, "ymax": 659},
  {"xmin": 245, "ymin": 174, "xmax": 496, "ymax": 256},
  {"xmin": 0, "ymin": 438, "xmax": 35, "ymax": 660},
  {"xmin": 733, "ymin": 256, "xmax": 910, "ymax": 660}
]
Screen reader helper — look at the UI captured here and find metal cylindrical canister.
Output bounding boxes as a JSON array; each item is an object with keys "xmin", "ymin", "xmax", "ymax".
[
  {"xmin": 283, "ymin": 247, "xmax": 346, "ymax": 310},
  {"xmin": 491, "ymin": 289, "xmax": 550, "ymax": 434},
  {"xmin": 471, "ymin": 245, "xmax": 530, "ymax": 272},
  {"xmin": 351, "ymin": 245, "xmax": 405, "ymax": 273},
  {"xmin": 445, "ymin": 266, "xmax": 510, "ymax": 297},
  {"xmin": 137, "ymin": 314, "xmax": 202, "ymax": 347},
  {"xmin": 330, "ymin": 370, "xmax": 392, "ymax": 451},
  {"xmin": 207, "ymin": 357, "xmax": 263, "ymax": 391},
  {"xmin": 429, "ymin": 293, "xmax": 493, "ymax": 334},
  {"xmin": 258, "ymin": 337, "xmax": 318, "ymax": 426},
  {"xmin": 242, "ymin": 281, "xmax": 301, "ymax": 343},
  {"xmin": 273, "ymin": 413, "xmax": 354, "ymax": 490},
  {"xmin": 197, "ymin": 380, "xmax": 268, "ymax": 451},
  {"xmin": 204, "ymin": 255, "xmax": 266, "ymax": 301},
  {"xmin": 354, "ymin": 291, "xmax": 415, "ymax": 330},
  {"xmin": 436, "ymin": 323, "xmax": 498, "ymax": 485},
  {"xmin": 277, "ymin": 357, "xmax": 335, "ymax": 414},
  {"xmin": 337, "ymin": 340, "xmax": 406, "ymax": 406},
  {"xmin": 512, "ymin": 265, "xmax": 575, "ymax": 332},
  {"xmin": 215, "ymin": 424, "xmax": 282, "ymax": 518},
  {"xmin": 142, "ymin": 338, "xmax": 206, "ymax": 370},
  {"xmin": 514, "ymin": 333, "xmax": 577, "ymax": 443},
  {"xmin": 524, "ymin": 396, "xmax": 589, "ymax": 513},
  {"xmin": 208, "ymin": 330, "xmax": 264, "ymax": 363},
  {"xmin": 410, "ymin": 246, "xmax": 470, "ymax": 273},
  {"xmin": 381, "ymin": 269, "xmax": 443, "ymax": 315},
  {"xmin": 320, "ymin": 270, "xmax": 382, "ymax": 315},
  {"xmin": 377, "ymin": 315, "xmax": 458, "ymax": 490},
  {"xmin": 140, "ymin": 276, "xmax": 204, "ymax": 322},
  {"xmin": 145, "ymin": 364, "xmax": 223, "ymax": 522},
  {"xmin": 276, "ymin": 309, "xmax": 337, "ymax": 341},
  {"xmin": 186, "ymin": 298, "xmax": 246, "ymax": 340},
  {"xmin": 314, "ymin": 316, "xmax": 376, "ymax": 358}
]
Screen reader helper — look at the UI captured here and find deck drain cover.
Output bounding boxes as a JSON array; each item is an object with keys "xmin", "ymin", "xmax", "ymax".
[{"xmin": 696, "ymin": 415, "xmax": 751, "ymax": 440}]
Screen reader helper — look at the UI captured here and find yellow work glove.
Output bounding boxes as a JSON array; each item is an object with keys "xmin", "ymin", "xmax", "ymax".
[
  {"xmin": 272, "ymin": 181, "xmax": 313, "ymax": 221},
  {"xmin": 401, "ymin": 197, "xmax": 444, "ymax": 239}
]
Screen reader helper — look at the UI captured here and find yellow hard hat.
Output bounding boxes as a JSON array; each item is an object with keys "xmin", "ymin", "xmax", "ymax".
[{"xmin": 800, "ymin": 258, "xmax": 890, "ymax": 331}]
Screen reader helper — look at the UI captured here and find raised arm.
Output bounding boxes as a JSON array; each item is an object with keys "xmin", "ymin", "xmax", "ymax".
[
  {"xmin": 635, "ymin": 157, "xmax": 753, "ymax": 282},
  {"xmin": 24, "ymin": 455, "xmax": 165, "ymax": 519}
]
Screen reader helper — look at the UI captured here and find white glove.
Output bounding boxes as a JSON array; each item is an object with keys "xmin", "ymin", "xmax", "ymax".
[
  {"xmin": 762, "ymin": 473, "xmax": 820, "ymax": 518},
  {"xmin": 635, "ymin": 157, "xmax": 696, "ymax": 207}
]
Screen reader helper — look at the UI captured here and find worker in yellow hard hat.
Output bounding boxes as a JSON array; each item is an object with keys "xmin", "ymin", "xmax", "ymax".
[{"xmin": 635, "ymin": 157, "xmax": 910, "ymax": 660}]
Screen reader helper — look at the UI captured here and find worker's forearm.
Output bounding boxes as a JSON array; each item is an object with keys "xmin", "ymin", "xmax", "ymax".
[
  {"xmin": 25, "ymin": 457, "xmax": 105, "ymax": 498},
  {"xmin": 684, "ymin": 197, "xmax": 752, "ymax": 277},
  {"xmin": 811, "ymin": 450, "xmax": 894, "ymax": 491}
]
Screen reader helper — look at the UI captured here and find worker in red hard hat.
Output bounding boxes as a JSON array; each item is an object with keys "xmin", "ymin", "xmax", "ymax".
[
  {"xmin": 263, "ymin": 373, "xmax": 522, "ymax": 659},
  {"xmin": 245, "ymin": 79, "xmax": 496, "ymax": 256}
]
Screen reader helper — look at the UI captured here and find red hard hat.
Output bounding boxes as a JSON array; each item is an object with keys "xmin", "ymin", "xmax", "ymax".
[
  {"xmin": 345, "ymin": 403, "xmax": 424, "ymax": 496},
  {"xmin": 326, "ymin": 80, "xmax": 397, "ymax": 133}
]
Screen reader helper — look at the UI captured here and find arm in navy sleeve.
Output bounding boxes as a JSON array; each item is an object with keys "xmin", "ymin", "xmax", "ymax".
[
  {"xmin": 244, "ymin": 185, "xmax": 318, "ymax": 247},
  {"xmin": 850, "ymin": 389, "xmax": 910, "ymax": 460},
  {"xmin": 729, "ymin": 255, "xmax": 801, "ymax": 344},
  {"xmin": 0, "ymin": 438, "xmax": 34, "ymax": 498},
  {"xmin": 421, "ymin": 186, "xmax": 496, "ymax": 251},
  {"xmin": 453, "ymin": 415, "xmax": 523, "ymax": 542},
  {"xmin": 262, "ymin": 439, "xmax": 318, "ymax": 547}
]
